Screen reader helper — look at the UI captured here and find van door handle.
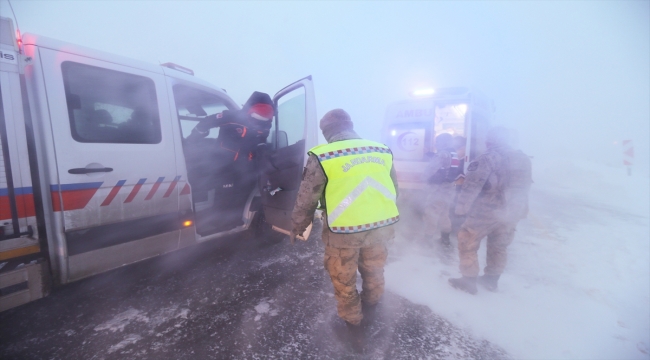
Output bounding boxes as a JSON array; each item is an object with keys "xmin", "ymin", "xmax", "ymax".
[{"xmin": 68, "ymin": 167, "xmax": 114, "ymax": 174}]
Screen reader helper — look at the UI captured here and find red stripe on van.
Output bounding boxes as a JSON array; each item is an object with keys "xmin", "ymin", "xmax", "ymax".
[
  {"xmin": 145, "ymin": 177, "xmax": 165, "ymax": 200},
  {"xmin": 163, "ymin": 176, "xmax": 181, "ymax": 198},
  {"xmin": 179, "ymin": 183, "xmax": 191, "ymax": 195},
  {"xmin": 101, "ymin": 180, "xmax": 126, "ymax": 206},
  {"xmin": 52, "ymin": 189, "xmax": 100, "ymax": 211},
  {"xmin": 0, "ymin": 194, "xmax": 36, "ymax": 220},
  {"xmin": 50, "ymin": 183, "xmax": 103, "ymax": 212},
  {"xmin": 51, "ymin": 192, "xmax": 62, "ymax": 212},
  {"xmin": 124, "ymin": 178, "xmax": 147, "ymax": 203},
  {"xmin": 17, "ymin": 194, "xmax": 36, "ymax": 219}
]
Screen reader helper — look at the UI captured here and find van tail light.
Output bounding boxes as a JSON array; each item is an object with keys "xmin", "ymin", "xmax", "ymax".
[{"xmin": 15, "ymin": 30, "xmax": 23, "ymax": 53}]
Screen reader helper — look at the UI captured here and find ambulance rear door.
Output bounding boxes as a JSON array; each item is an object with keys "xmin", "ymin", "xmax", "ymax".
[
  {"xmin": 258, "ymin": 76, "xmax": 317, "ymax": 234},
  {"xmin": 37, "ymin": 47, "xmax": 181, "ymax": 283}
]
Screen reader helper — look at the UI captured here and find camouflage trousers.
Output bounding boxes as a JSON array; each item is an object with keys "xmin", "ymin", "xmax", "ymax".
[
  {"xmin": 457, "ymin": 215, "xmax": 516, "ymax": 277},
  {"xmin": 324, "ymin": 243, "xmax": 388, "ymax": 325},
  {"xmin": 423, "ymin": 198, "xmax": 452, "ymax": 238},
  {"xmin": 423, "ymin": 183, "xmax": 455, "ymax": 239}
]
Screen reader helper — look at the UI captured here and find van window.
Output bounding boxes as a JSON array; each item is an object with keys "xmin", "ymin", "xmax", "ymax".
[
  {"xmin": 275, "ymin": 86, "xmax": 306, "ymax": 148},
  {"xmin": 434, "ymin": 103, "xmax": 467, "ymax": 136},
  {"xmin": 61, "ymin": 62, "xmax": 161, "ymax": 144},
  {"xmin": 172, "ymin": 85, "xmax": 231, "ymax": 139}
]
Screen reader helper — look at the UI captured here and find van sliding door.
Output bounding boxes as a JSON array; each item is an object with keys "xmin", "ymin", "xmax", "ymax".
[{"xmin": 39, "ymin": 49, "xmax": 182, "ymax": 282}]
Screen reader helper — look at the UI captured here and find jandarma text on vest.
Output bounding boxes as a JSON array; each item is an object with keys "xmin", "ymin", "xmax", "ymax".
[{"xmin": 341, "ymin": 155, "xmax": 386, "ymax": 172}]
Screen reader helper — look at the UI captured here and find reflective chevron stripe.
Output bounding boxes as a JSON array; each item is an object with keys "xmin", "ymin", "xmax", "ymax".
[{"xmin": 327, "ymin": 176, "xmax": 397, "ymax": 225}]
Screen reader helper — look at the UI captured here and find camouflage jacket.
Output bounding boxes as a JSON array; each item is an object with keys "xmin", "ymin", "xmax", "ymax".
[
  {"xmin": 455, "ymin": 145, "xmax": 532, "ymax": 223},
  {"xmin": 291, "ymin": 130, "xmax": 399, "ymax": 248}
]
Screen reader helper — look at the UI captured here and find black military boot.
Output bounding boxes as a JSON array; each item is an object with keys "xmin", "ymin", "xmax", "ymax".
[
  {"xmin": 448, "ymin": 276, "xmax": 477, "ymax": 294},
  {"xmin": 440, "ymin": 232, "xmax": 451, "ymax": 246},
  {"xmin": 345, "ymin": 321, "xmax": 365, "ymax": 354},
  {"xmin": 361, "ymin": 302, "xmax": 379, "ymax": 325},
  {"xmin": 478, "ymin": 274, "xmax": 500, "ymax": 292},
  {"xmin": 332, "ymin": 317, "xmax": 365, "ymax": 354}
]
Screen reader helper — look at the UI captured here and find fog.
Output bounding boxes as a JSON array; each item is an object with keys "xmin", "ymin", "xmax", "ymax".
[
  {"xmin": 1, "ymin": 1, "xmax": 649, "ymax": 358},
  {"xmin": 5, "ymin": 0, "xmax": 648, "ymax": 174}
]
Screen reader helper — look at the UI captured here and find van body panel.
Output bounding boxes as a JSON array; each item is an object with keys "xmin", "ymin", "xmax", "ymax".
[
  {"xmin": 67, "ymin": 229, "xmax": 180, "ymax": 282},
  {"xmin": 22, "ymin": 33, "xmax": 165, "ymax": 76}
]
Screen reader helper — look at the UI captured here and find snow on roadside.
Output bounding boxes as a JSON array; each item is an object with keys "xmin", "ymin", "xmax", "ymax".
[{"xmin": 385, "ymin": 158, "xmax": 650, "ymax": 359}]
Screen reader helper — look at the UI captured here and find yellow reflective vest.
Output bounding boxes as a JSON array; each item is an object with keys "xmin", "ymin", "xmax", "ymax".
[{"xmin": 309, "ymin": 139, "xmax": 399, "ymax": 233}]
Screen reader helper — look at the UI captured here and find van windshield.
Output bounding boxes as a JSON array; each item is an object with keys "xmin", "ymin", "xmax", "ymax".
[{"xmin": 172, "ymin": 85, "xmax": 232, "ymax": 139}]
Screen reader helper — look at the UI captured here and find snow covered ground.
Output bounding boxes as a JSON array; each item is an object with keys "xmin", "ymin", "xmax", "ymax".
[{"xmin": 385, "ymin": 157, "xmax": 650, "ymax": 359}]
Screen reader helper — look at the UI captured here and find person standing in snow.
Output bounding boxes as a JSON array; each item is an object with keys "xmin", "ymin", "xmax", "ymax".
[
  {"xmin": 448, "ymin": 127, "xmax": 532, "ymax": 294},
  {"xmin": 422, "ymin": 133, "xmax": 463, "ymax": 246},
  {"xmin": 290, "ymin": 109, "xmax": 399, "ymax": 334}
]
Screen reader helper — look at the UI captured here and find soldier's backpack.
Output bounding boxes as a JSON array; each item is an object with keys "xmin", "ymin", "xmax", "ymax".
[{"xmin": 500, "ymin": 149, "xmax": 533, "ymax": 222}]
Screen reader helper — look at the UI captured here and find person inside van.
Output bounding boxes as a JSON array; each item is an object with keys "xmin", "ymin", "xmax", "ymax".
[
  {"xmin": 187, "ymin": 91, "xmax": 275, "ymax": 162},
  {"xmin": 186, "ymin": 91, "xmax": 275, "ymax": 228}
]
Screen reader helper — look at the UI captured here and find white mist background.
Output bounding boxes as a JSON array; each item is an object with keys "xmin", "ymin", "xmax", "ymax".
[
  {"xmin": 2, "ymin": 1, "xmax": 648, "ymax": 358},
  {"xmin": 5, "ymin": 1, "xmax": 648, "ymax": 174}
]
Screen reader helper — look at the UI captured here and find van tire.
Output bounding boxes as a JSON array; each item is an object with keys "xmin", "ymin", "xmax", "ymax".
[{"xmin": 252, "ymin": 211, "xmax": 285, "ymax": 245}]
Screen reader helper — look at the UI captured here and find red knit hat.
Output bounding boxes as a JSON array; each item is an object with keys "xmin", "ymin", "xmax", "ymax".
[{"xmin": 248, "ymin": 103, "xmax": 274, "ymax": 121}]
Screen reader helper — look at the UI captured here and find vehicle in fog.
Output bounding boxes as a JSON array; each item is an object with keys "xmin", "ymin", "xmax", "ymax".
[
  {"xmin": 0, "ymin": 17, "xmax": 317, "ymax": 311},
  {"xmin": 381, "ymin": 87, "xmax": 493, "ymax": 190}
]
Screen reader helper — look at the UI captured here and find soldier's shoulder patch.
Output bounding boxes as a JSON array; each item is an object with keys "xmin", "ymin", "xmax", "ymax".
[
  {"xmin": 216, "ymin": 112, "xmax": 223, "ymax": 118},
  {"xmin": 467, "ymin": 161, "xmax": 479, "ymax": 171}
]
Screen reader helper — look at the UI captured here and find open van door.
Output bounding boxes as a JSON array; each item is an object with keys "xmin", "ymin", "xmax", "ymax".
[{"xmin": 258, "ymin": 76, "xmax": 317, "ymax": 235}]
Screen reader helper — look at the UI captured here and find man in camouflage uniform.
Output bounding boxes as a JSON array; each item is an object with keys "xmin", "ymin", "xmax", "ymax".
[
  {"xmin": 423, "ymin": 133, "xmax": 462, "ymax": 246},
  {"xmin": 290, "ymin": 109, "xmax": 399, "ymax": 328},
  {"xmin": 449, "ymin": 127, "xmax": 532, "ymax": 294}
]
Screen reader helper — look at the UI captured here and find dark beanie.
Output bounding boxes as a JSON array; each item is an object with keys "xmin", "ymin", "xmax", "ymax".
[{"xmin": 319, "ymin": 109, "xmax": 353, "ymax": 134}]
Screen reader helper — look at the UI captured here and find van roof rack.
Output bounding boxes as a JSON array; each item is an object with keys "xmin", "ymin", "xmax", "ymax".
[{"xmin": 161, "ymin": 62, "xmax": 194, "ymax": 76}]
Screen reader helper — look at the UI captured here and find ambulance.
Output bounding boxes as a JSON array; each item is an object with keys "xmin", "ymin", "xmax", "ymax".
[
  {"xmin": 381, "ymin": 87, "xmax": 494, "ymax": 190},
  {"xmin": 0, "ymin": 17, "xmax": 317, "ymax": 311}
]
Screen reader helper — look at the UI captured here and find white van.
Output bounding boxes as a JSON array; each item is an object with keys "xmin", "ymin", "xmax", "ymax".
[{"xmin": 0, "ymin": 17, "xmax": 317, "ymax": 311}]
